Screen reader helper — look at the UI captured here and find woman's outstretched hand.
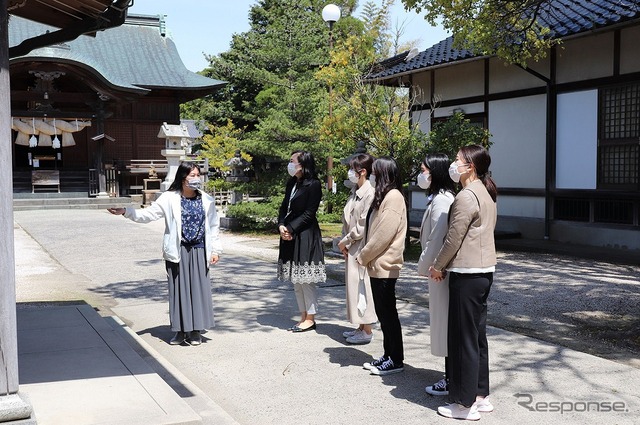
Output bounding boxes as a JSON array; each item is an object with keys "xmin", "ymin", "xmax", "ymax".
[{"xmin": 107, "ymin": 207, "xmax": 126, "ymax": 216}]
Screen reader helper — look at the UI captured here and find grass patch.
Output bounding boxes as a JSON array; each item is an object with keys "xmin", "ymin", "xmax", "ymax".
[{"xmin": 319, "ymin": 222, "xmax": 342, "ymax": 238}]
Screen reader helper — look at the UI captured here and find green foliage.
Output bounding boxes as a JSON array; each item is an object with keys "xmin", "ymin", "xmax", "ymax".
[
  {"xmin": 427, "ymin": 112, "xmax": 493, "ymax": 160},
  {"xmin": 316, "ymin": 1, "xmax": 429, "ymax": 182},
  {"xmin": 199, "ymin": 120, "xmax": 252, "ymax": 171},
  {"xmin": 318, "ymin": 211, "xmax": 343, "ymax": 224},
  {"xmin": 206, "ymin": 178, "xmax": 232, "ymax": 192},
  {"xmin": 322, "ymin": 185, "xmax": 350, "ymax": 214},
  {"xmin": 401, "ymin": 0, "xmax": 560, "ymax": 66},
  {"xmin": 224, "ymin": 196, "xmax": 283, "ymax": 231}
]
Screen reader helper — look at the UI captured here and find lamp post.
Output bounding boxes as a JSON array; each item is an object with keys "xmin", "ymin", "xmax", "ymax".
[{"xmin": 322, "ymin": 3, "xmax": 340, "ymax": 194}]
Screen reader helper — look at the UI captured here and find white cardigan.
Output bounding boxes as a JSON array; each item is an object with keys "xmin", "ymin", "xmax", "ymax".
[{"xmin": 123, "ymin": 190, "xmax": 222, "ymax": 263}]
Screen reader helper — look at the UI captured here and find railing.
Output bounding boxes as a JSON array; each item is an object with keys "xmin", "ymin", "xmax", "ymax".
[{"xmin": 89, "ymin": 168, "xmax": 120, "ymax": 197}]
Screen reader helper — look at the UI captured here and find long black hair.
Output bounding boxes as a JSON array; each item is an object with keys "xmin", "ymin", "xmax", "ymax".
[
  {"xmin": 459, "ymin": 145, "xmax": 497, "ymax": 202},
  {"xmin": 423, "ymin": 153, "xmax": 455, "ymax": 196},
  {"xmin": 168, "ymin": 161, "xmax": 200, "ymax": 192},
  {"xmin": 371, "ymin": 157, "xmax": 403, "ymax": 210},
  {"xmin": 291, "ymin": 150, "xmax": 318, "ymax": 181}
]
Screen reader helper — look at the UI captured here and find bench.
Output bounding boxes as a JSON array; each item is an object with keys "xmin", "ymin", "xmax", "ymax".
[{"xmin": 32, "ymin": 170, "xmax": 60, "ymax": 193}]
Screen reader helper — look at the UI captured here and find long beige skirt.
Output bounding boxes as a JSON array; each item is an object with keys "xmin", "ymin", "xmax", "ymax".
[{"xmin": 345, "ymin": 253, "xmax": 377, "ymax": 324}]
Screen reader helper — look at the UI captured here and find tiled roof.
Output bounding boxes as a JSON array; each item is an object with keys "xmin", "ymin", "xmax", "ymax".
[
  {"xmin": 367, "ymin": 0, "xmax": 640, "ymax": 80},
  {"xmin": 9, "ymin": 14, "xmax": 226, "ymax": 93}
]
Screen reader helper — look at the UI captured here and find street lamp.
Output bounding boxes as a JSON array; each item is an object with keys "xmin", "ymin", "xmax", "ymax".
[{"xmin": 322, "ymin": 3, "xmax": 340, "ymax": 194}]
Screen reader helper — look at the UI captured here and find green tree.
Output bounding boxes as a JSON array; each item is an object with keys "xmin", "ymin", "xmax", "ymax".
[
  {"xmin": 401, "ymin": 0, "xmax": 560, "ymax": 65},
  {"xmin": 427, "ymin": 112, "xmax": 492, "ymax": 160},
  {"xmin": 183, "ymin": 0, "xmax": 361, "ymax": 197},
  {"xmin": 317, "ymin": 0, "xmax": 429, "ymax": 183}
]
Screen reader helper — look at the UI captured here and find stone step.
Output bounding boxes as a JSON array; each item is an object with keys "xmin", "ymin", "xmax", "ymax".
[{"xmin": 13, "ymin": 196, "xmax": 139, "ymax": 211}]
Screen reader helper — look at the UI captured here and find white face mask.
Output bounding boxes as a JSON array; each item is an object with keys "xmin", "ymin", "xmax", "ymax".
[
  {"xmin": 287, "ymin": 162, "xmax": 299, "ymax": 177},
  {"xmin": 449, "ymin": 162, "xmax": 466, "ymax": 183},
  {"xmin": 347, "ymin": 169, "xmax": 360, "ymax": 184},
  {"xmin": 369, "ymin": 174, "xmax": 376, "ymax": 186},
  {"xmin": 417, "ymin": 172, "xmax": 431, "ymax": 190},
  {"xmin": 186, "ymin": 177, "xmax": 202, "ymax": 190}
]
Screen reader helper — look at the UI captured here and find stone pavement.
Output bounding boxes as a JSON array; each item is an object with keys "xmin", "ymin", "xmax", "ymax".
[{"xmin": 12, "ymin": 209, "xmax": 640, "ymax": 425}]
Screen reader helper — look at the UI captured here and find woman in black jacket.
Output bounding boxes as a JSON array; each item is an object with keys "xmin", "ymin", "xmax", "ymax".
[{"xmin": 277, "ymin": 150, "xmax": 326, "ymax": 332}]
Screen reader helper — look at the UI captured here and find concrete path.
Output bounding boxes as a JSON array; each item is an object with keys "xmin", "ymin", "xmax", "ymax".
[{"xmin": 13, "ymin": 209, "xmax": 640, "ymax": 425}]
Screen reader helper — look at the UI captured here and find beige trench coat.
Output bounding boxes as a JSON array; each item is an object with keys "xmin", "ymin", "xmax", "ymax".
[{"xmin": 340, "ymin": 181, "xmax": 377, "ymax": 324}]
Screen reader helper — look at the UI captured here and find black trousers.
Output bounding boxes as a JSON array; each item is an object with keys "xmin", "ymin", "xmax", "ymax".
[
  {"xmin": 447, "ymin": 272, "xmax": 493, "ymax": 407},
  {"xmin": 370, "ymin": 277, "xmax": 404, "ymax": 365}
]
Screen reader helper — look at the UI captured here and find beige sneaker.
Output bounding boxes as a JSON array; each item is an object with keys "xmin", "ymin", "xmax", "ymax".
[
  {"xmin": 474, "ymin": 397, "xmax": 494, "ymax": 413},
  {"xmin": 346, "ymin": 330, "xmax": 373, "ymax": 344},
  {"xmin": 437, "ymin": 403, "xmax": 480, "ymax": 421}
]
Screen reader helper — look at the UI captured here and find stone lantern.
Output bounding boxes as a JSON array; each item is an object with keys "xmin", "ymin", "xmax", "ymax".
[
  {"xmin": 157, "ymin": 122, "xmax": 194, "ymax": 191},
  {"xmin": 223, "ymin": 150, "xmax": 250, "ymax": 204}
]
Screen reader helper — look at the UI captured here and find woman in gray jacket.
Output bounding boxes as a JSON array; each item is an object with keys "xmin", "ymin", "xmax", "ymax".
[
  {"xmin": 108, "ymin": 161, "xmax": 222, "ymax": 346},
  {"xmin": 417, "ymin": 153, "xmax": 456, "ymax": 396},
  {"xmin": 430, "ymin": 145, "xmax": 497, "ymax": 421}
]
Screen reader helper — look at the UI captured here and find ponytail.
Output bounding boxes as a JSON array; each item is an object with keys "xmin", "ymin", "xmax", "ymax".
[{"xmin": 460, "ymin": 145, "xmax": 497, "ymax": 202}]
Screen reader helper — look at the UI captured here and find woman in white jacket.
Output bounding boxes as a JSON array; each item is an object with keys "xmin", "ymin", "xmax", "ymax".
[
  {"xmin": 416, "ymin": 153, "xmax": 455, "ymax": 396},
  {"xmin": 108, "ymin": 162, "xmax": 222, "ymax": 346}
]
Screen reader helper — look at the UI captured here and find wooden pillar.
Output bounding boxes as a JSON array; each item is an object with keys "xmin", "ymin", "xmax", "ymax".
[{"xmin": 0, "ymin": 2, "xmax": 35, "ymax": 421}]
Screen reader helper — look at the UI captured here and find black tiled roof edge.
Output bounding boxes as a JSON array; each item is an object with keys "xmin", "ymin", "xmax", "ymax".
[{"xmin": 367, "ymin": 0, "xmax": 640, "ymax": 80}]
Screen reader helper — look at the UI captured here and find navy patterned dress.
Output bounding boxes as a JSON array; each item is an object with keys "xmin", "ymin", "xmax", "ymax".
[{"xmin": 165, "ymin": 193, "xmax": 215, "ymax": 332}]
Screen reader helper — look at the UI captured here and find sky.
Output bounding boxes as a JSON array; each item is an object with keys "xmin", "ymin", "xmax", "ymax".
[{"xmin": 128, "ymin": 0, "xmax": 449, "ymax": 72}]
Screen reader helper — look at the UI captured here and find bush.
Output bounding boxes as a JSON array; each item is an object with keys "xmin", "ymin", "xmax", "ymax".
[
  {"xmin": 317, "ymin": 211, "xmax": 342, "ymax": 224},
  {"xmin": 225, "ymin": 196, "xmax": 283, "ymax": 231}
]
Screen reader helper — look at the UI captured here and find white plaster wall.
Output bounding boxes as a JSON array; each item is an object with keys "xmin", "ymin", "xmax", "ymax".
[
  {"xmin": 621, "ymin": 26, "xmax": 640, "ymax": 74},
  {"xmin": 489, "ymin": 56, "xmax": 548, "ymax": 93},
  {"xmin": 412, "ymin": 109, "xmax": 432, "ymax": 135},
  {"xmin": 497, "ymin": 196, "xmax": 545, "ymax": 219},
  {"xmin": 433, "ymin": 61, "xmax": 484, "ymax": 100},
  {"xmin": 488, "ymin": 95, "xmax": 547, "ymax": 189},
  {"xmin": 412, "ymin": 71, "xmax": 432, "ymax": 105},
  {"xmin": 556, "ymin": 90, "xmax": 598, "ymax": 189},
  {"xmin": 556, "ymin": 33, "xmax": 614, "ymax": 84}
]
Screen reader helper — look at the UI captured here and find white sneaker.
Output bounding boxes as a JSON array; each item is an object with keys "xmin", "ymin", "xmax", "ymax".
[
  {"xmin": 342, "ymin": 328, "xmax": 360, "ymax": 338},
  {"xmin": 346, "ymin": 330, "xmax": 373, "ymax": 344},
  {"xmin": 437, "ymin": 403, "xmax": 480, "ymax": 421},
  {"xmin": 474, "ymin": 397, "xmax": 494, "ymax": 413}
]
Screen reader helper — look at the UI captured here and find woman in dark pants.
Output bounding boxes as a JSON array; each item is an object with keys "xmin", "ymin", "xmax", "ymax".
[
  {"xmin": 357, "ymin": 157, "xmax": 407, "ymax": 375},
  {"xmin": 277, "ymin": 150, "xmax": 326, "ymax": 332},
  {"xmin": 430, "ymin": 145, "xmax": 497, "ymax": 421}
]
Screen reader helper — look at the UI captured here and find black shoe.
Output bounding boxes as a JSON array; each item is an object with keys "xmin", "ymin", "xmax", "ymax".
[
  {"xmin": 291, "ymin": 322, "xmax": 316, "ymax": 333},
  {"xmin": 370, "ymin": 357, "xmax": 404, "ymax": 375},
  {"xmin": 169, "ymin": 331, "xmax": 186, "ymax": 345},
  {"xmin": 363, "ymin": 355, "xmax": 387, "ymax": 370},
  {"xmin": 188, "ymin": 330, "xmax": 202, "ymax": 346}
]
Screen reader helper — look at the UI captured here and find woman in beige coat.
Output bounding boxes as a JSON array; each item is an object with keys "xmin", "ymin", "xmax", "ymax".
[
  {"xmin": 357, "ymin": 157, "xmax": 407, "ymax": 376},
  {"xmin": 338, "ymin": 154, "xmax": 377, "ymax": 344},
  {"xmin": 430, "ymin": 145, "xmax": 497, "ymax": 421},
  {"xmin": 417, "ymin": 153, "xmax": 456, "ymax": 396}
]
